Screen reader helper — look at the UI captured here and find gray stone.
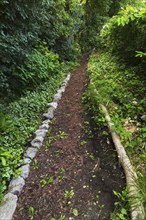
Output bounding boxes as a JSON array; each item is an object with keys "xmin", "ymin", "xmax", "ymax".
[
  {"xmin": 64, "ymin": 78, "xmax": 68, "ymax": 82},
  {"xmin": 48, "ymin": 102, "xmax": 58, "ymax": 109},
  {"xmin": 23, "ymin": 157, "xmax": 32, "ymax": 164},
  {"xmin": 20, "ymin": 164, "xmax": 30, "ymax": 179},
  {"xmin": 43, "ymin": 107, "xmax": 55, "ymax": 119},
  {"xmin": 35, "ymin": 129, "xmax": 48, "ymax": 137},
  {"xmin": 39, "ymin": 123, "xmax": 49, "ymax": 130},
  {"xmin": 42, "ymin": 119, "xmax": 51, "ymax": 124},
  {"xmin": 32, "ymin": 135, "xmax": 44, "ymax": 143},
  {"xmin": 0, "ymin": 193, "xmax": 17, "ymax": 220},
  {"xmin": 57, "ymin": 89, "xmax": 63, "ymax": 94},
  {"xmin": 67, "ymin": 73, "xmax": 71, "ymax": 79},
  {"xmin": 62, "ymin": 82, "xmax": 67, "ymax": 86},
  {"xmin": 8, "ymin": 177, "xmax": 25, "ymax": 195},
  {"xmin": 30, "ymin": 140, "xmax": 42, "ymax": 149},
  {"xmin": 62, "ymin": 74, "xmax": 70, "ymax": 86},
  {"xmin": 53, "ymin": 93, "xmax": 62, "ymax": 102},
  {"xmin": 60, "ymin": 86, "xmax": 66, "ymax": 93},
  {"xmin": 24, "ymin": 147, "xmax": 38, "ymax": 160}
]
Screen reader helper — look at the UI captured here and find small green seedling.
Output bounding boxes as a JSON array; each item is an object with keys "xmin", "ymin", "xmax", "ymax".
[
  {"xmin": 57, "ymin": 131, "xmax": 67, "ymax": 139},
  {"xmin": 80, "ymin": 140, "xmax": 87, "ymax": 146},
  {"xmin": 59, "ymin": 214, "xmax": 66, "ymax": 220},
  {"xmin": 58, "ymin": 168, "xmax": 65, "ymax": 182},
  {"xmin": 28, "ymin": 206, "xmax": 35, "ymax": 220},
  {"xmin": 32, "ymin": 159, "xmax": 39, "ymax": 170},
  {"xmin": 64, "ymin": 188, "xmax": 74, "ymax": 200},
  {"xmin": 46, "ymin": 136, "xmax": 56, "ymax": 148},
  {"xmin": 54, "ymin": 149, "xmax": 64, "ymax": 155},
  {"xmin": 89, "ymin": 153, "xmax": 95, "ymax": 160},
  {"xmin": 40, "ymin": 175, "xmax": 53, "ymax": 188}
]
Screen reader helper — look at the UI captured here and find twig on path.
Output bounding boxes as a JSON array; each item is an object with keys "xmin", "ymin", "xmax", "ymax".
[{"xmin": 91, "ymin": 158, "xmax": 100, "ymax": 173}]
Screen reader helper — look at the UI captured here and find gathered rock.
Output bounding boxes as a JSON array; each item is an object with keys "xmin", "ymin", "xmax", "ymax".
[
  {"xmin": 23, "ymin": 157, "xmax": 32, "ymax": 164},
  {"xmin": 43, "ymin": 107, "xmax": 55, "ymax": 119},
  {"xmin": 30, "ymin": 140, "xmax": 42, "ymax": 149},
  {"xmin": 39, "ymin": 123, "xmax": 49, "ymax": 130},
  {"xmin": 42, "ymin": 119, "xmax": 51, "ymax": 124},
  {"xmin": 24, "ymin": 147, "xmax": 38, "ymax": 160},
  {"xmin": 20, "ymin": 164, "xmax": 30, "ymax": 179},
  {"xmin": 53, "ymin": 93, "xmax": 62, "ymax": 102},
  {"xmin": 8, "ymin": 177, "xmax": 25, "ymax": 195},
  {"xmin": 35, "ymin": 129, "xmax": 48, "ymax": 138},
  {"xmin": 0, "ymin": 193, "xmax": 17, "ymax": 220},
  {"xmin": 32, "ymin": 136, "xmax": 44, "ymax": 143},
  {"xmin": 48, "ymin": 102, "xmax": 58, "ymax": 109},
  {"xmin": 60, "ymin": 86, "xmax": 66, "ymax": 93}
]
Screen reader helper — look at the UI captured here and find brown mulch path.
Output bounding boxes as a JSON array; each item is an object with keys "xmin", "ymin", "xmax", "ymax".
[{"xmin": 13, "ymin": 55, "xmax": 125, "ymax": 220}]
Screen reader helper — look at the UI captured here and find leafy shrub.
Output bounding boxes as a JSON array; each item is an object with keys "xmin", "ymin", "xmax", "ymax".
[
  {"xmin": 100, "ymin": 5, "xmax": 146, "ymax": 67},
  {"xmin": 0, "ymin": 0, "xmax": 83, "ymax": 100},
  {"xmin": 18, "ymin": 43, "xmax": 61, "ymax": 87},
  {"xmin": 0, "ymin": 43, "xmax": 64, "ymax": 102}
]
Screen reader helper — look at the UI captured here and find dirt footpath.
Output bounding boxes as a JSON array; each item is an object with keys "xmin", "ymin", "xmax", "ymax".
[{"xmin": 13, "ymin": 55, "xmax": 125, "ymax": 220}]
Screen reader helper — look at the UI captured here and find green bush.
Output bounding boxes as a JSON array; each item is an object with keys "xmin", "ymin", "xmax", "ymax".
[
  {"xmin": 0, "ymin": 43, "xmax": 65, "ymax": 102},
  {"xmin": 0, "ymin": 0, "xmax": 83, "ymax": 99},
  {"xmin": 18, "ymin": 43, "xmax": 61, "ymax": 87},
  {"xmin": 100, "ymin": 5, "xmax": 146, "ymax": 66}
]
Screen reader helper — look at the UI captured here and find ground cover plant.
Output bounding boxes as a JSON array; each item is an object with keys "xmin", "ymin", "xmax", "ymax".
[
  {"xmin": 85, "ymin": 51, "xmax": 146, "ymax": 219},
  {"xmin": 0, "ymin": 60, "xmax": 77, "ymax": 201},
  {"xmin": 0, "ymin": 0, "xmax": 84, "ymax": 100},
  {"xmin": 100, "ymin": 4, "xmax": 146, "ymax": 68}
]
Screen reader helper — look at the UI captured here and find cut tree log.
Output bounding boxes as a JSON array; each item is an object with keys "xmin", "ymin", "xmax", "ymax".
[{"xmin": 91, "ymin": 83, "xmax": 145, "ymax": 220}]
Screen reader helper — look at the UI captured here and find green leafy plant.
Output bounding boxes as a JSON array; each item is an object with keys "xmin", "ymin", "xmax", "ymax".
[
  {"xmin": 110, "ymin": 188, "xmax": 130, "ymax": 220},
  {"xmin": 101, "ymin": 6, "xmax": 146, "ymax": 68},
  {"xmin": 28, "ymin": 206, "xmax": 35, "ymax": 220},
  {"xmin": 58, "ymin": 168, "xmax": 65, "ymax": 182},
  {"xmin": 32, "ymin": 159, "xmax": 39, "ymax": 170},
  {"xmin": 46, "ymin": 136, "xmax": 56, "ymax": 148},
  {"xmin": 80, "ymin": 140, "xmax": 87, "ymax": 146},
  {"xmin": 57, "ymin": 131, "xmax": 67, "ymax": 139},
  {"xmin": 64, "ymin": 188, "xmax": 74, "ymax": 200},
  {"xmin": 89, "ymin": 153, "xmax": 95, "ymax": 161},
  {"xmin": 40, "ymin": 175, "xmax": 54, "ymax": 188},
  {"xmin": 59, "ymin": 215, "xmax": 66, "ymax": 220}
]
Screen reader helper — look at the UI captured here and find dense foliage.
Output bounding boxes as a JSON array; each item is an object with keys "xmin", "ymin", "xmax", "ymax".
[
  {"xmin": 0, "ymin": 0, "xmax": 83, "ymax": 99},
  {"xmin": 85, "ymin": 52, "xmax": 146, "ymax": 219},
  {"xmin": 80, "ymin": 0, "xmax": 138, "ymax": 50},
  {"xmin": 0, "ymin": 0, "xmax": 83, "ymax": 201},
  {"xmin": 101, "ymin": 5, "xmax": 146, "ymax": 68}
]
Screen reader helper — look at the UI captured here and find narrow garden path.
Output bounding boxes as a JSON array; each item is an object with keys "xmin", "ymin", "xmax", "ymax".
[{"xmin": 13, "ymin": 55, "xmax": 125, "ymax": 220}]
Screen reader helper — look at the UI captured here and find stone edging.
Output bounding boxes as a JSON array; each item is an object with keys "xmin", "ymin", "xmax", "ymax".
[{"xmin": 0, "ymin": 73, "xmax": 71, "ymax": 220}]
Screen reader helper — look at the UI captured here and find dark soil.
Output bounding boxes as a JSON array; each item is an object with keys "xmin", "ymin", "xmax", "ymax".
[{"xmin": 13, "ymin": 55, "xmax": 125, "ymax": 220}]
